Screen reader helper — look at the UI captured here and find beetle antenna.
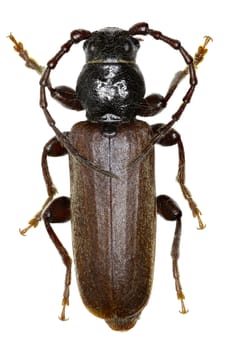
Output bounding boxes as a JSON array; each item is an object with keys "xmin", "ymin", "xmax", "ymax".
[
  {"xmin": 127, "ymin": 35, "xmax": 212, "ymax": 167},
  {"xmin": 165, "ymin": 35, "xmax": 213, "ymax": 101},
  {"xmin": 9, "ymin": 33, "xmax": 118, "ymax": 179},
  {"xmin": 38, "ymin": 30, "xmax": 120, "ymax": 179}
]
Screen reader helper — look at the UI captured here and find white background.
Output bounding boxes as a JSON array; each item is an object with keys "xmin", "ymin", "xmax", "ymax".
[{"xmin": 1, "ymin": 0, "xmax": 225, "ymax": 349}]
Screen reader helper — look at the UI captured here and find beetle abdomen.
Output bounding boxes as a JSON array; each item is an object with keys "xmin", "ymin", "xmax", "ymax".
[{"xmin": 69, "ymin": 120, "xmax": 156, "ymax": 330}]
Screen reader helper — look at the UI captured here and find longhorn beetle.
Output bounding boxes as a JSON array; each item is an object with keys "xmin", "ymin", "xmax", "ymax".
[{"xmin": 9, "ymin": 22, "xmax": 211, "ymax": 330}]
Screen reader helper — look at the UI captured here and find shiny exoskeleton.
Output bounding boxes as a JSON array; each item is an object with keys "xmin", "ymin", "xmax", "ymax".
[{"xmin": 11, "ymin": 22, "xmax": 210, "ymax": 330}]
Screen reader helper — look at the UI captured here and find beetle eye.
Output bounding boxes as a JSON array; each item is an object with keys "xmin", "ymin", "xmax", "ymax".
[
  {"xmin": 123, "ymin": 41, "xmax": 131, "ymax": 52},
  {"xmin": 89, "ymin": 43, "xmax": 96, "ymax": 52},
  {"xmin": 84, "ymin": 40, "xmax": 96, "ymax": 53}
]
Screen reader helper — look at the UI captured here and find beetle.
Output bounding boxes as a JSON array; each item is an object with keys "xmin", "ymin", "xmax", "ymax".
[{"xmin": 9, "ymin": 22, "xmax": 211, "ymax": 330}]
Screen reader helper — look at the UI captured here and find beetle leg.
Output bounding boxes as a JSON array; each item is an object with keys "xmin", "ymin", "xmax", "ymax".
[
  {"xmin": 42, "ymin": 196, "xmax": 72, "ymax": 321},
  {"xmin": 157, "ymin": 194, "xmax": 188, "ymax": 314},
  {"xmin": 138, "ymin": 93, "xmax": 167, "ymax": 117},
  {"xmin": 138, "ymin": 35, "xmax": 212, "ymax": 118},
  {"xmin": 48, "ymin": 85, "xmax": 84, "ymax": 110},
  {"xmin": 152, "ymin": 124, "xmax": 205, "ymax": 230},
  {"xmin": 8, "ymin": 33, "xmax": 44, "ymax": 74},
  {"xmin": 20, "ymin": 135, "xmax": 68, "ymax": 235},
  {"xmin": 8, "ymin": 34, "xmax": 83, "ymax": 111}
]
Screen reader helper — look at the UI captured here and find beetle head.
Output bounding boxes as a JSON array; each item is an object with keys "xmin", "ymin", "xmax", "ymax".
[{"xmin": 83, "ymin": 28, "xmax": 140, "ymax": 63}]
